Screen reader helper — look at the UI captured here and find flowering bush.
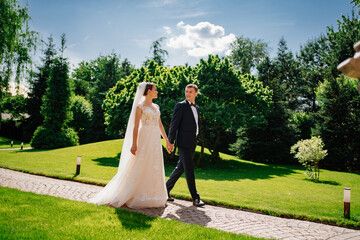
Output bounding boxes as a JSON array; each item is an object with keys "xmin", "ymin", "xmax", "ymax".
[{"xmin": 290, "ymin": 136, "xmax": 328, "ymax": 179}]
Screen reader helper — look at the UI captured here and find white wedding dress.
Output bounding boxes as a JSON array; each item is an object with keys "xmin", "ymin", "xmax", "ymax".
[{"xmin": 90, "ymin": 103, "xmax": 167, "ymax": 209}]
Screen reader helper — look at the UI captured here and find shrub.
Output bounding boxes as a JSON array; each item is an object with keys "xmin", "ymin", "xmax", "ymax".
[
  {"xmin": 290, "ymin": 136, "xmax": 327, "ymax": 179},
  {"xmin": 30, "ymin": 126, "xmax": 78, "ymax": 149}
]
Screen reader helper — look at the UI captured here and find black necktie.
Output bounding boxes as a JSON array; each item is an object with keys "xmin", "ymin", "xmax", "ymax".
[{"xmin": 190, "ymin": 102, "xmax": 196, "ymax": 107}]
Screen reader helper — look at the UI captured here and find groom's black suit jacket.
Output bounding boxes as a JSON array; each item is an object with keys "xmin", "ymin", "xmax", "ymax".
[{"xmin": 168, "ymin": 100, "xmax": 199, "ymax": 149}]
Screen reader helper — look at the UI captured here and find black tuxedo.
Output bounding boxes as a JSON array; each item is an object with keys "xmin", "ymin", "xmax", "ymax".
[{"xmin": 166, "ymin": 100, "xmax": 200, "ymax": 200}]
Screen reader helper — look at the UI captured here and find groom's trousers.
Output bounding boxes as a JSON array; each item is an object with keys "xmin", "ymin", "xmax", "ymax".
[{"xmin": 166, "ymin": 146, "xmax": 200, "ymax": 200}]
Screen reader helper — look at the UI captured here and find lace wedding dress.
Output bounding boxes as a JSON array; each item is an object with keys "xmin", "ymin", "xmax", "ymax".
[{"xmin": 90, "ymin": 103, "xmax": 167, "ymax": 209}]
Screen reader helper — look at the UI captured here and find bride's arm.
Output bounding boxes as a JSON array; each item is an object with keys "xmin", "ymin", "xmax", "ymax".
[
  {"xmin": 159, "ymin": 118, "xmax": 169, "ymax": 142},
  {"xmin": 159, "ymin": 118, "xmax": 171, "ymax": 153},
  {"xmin": 131, "ymin": 107, "xmax": 142, "ymax": 155}
]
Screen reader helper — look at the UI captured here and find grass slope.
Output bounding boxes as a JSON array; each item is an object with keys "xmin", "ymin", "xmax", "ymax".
[
  {"xmin": 0, "ymin": 187, "xmax": 258, "ymax": 240},
  {"xmin": 0, "ymin": 138, "xmax": 359, "ymax": 228}
]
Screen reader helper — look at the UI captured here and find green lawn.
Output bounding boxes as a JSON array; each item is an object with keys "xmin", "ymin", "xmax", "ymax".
[
  {"xmin": 0, "ymin": 187, "xmax": 258, "ymax": 240},
  {"xmin": 0, "ymin": 137, "xmax": 31, "ymax": 149},
  {"xmin": 0, "ymin": 138, "xmax": 359, "ymax": 228}
]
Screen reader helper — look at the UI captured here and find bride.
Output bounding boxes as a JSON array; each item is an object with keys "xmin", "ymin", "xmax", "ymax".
[{"xmin": 90, "ymin": 82, "xmax": 171, "ymax": 209}]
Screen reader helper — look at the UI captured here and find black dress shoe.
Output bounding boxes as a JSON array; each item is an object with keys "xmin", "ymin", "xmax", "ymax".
[
  {"xmin": 193, "ymin": 199, "xmax": 205, "ymax": 207},
  {"xmin": 167, "ymin": 196, "xmax": 174, "ymax": 202}
]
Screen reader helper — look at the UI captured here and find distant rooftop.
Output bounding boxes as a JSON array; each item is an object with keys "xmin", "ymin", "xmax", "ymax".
[{"xmin": 8, "ymin": 82, "xmax": 30, "ymax": 98}]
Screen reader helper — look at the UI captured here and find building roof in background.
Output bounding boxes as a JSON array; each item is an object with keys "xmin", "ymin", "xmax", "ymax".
[{"xmin": 8, "ymin": 82, "xmax": 30, "ymax": 98}]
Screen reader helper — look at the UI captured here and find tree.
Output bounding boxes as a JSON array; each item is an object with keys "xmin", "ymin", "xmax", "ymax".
[
  {"xmin": 25, "ymin": 35, "xmax": 57, "ymax": 140},
  {"xmin": 275, "ymin": 37, "xmax": 302, "ymax": 111},
  {"xmin": 352, "ymin": 0, "xmax": 360, "ymax": 7},
  {"xmin": 71, "ymin": 53, "xmax": 134, "ymax": 142},
  {"xmin": 120, "ymin": 58, "xmax": 135, "ymax": 79},
  {"xmin": 68, "ymin": 95, "xmax": 93, "ymax": 144},
  {"xmin": 229, "ymin": 36, "xmax": 268, "ymax": 74},
  {"xmin": 314, "ymin": 76, "xmax": 360, "ymax": 172},
  {"xmin": 197, "ymin": 55, "xmax": 271, "ymax": 163},
  {"xmin": 1, "ymin": 93, "xmax": 26, "ymax": 121},
  {"xmin": 81, "ymin": 53, "xmax": 121, "ymax": 142},
  {"xmin": 296, "ymin": 36, "xmax": 326, "ymax": 112},
  {"xmin": 30, "ymin": 57, "xmax": 78, "ymax": 149},
  {"xmin": 144, "ymin": 37, "xmax": 168, "ymax": 66},
  {"xmin": 72, "ymin": 61, "xmax": 96, "ymax": 100},
  {"xmin": 250, "ymin": 48, "xmax": 296, "ymax": 163},
  {"xmin": 0, "ymin": 0, "xmax": 37, "ymax": 124},
  {"xmin": 321, "ymin": 9, "xmax": 360, "ymax": 80},
  {"xmin": 103, "ymin": 60, "xmax": 192, "ymax": 139}
]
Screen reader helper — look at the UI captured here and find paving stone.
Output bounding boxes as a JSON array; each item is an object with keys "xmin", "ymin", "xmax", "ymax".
[{"xmin": 0, "ymin": 167, "xmax": 359, "ymax": 240}]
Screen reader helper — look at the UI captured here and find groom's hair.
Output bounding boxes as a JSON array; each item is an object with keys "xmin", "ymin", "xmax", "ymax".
[
  {"xmin": 143, "ymin": 82, "xmax": 155, "ymax": 96},
  {"xmin": 186, "ymin": 84, "xmax": 198, "ymax": 92}
]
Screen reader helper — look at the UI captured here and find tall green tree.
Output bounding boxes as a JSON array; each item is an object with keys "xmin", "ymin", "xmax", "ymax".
[
  {"xmin": 30, "ymin": 57, "xmax": 78, "ymax": 149},
  {"xmin": 297, "ymin": 36, "xmax": 326, "ymax": 112},
  {"xmin": 321, "ymin": 9, "xmax": 360, "ymax": 80},
  {"xmin": 252, "ymin": 42, "xmax": 297, "ymax": 163},
  {"xmin": 229, "ymin": 36, "xmax": 269, "ymax": 74},
  {"xmin": 72, "ymin": 53, "xmax": 134, "ymax": 142},
  {"xmin": 314, "ymin": 76, "xmax": 360, "ymax": 172},
  {"xmin": 275, "ymin": 37, "xmax": 302, "ymax": 111},
  {"xmin": 89, "ymin": 53, "xmax": 122, "ymax": 142},
  {"xmin": 144, "ymin": 37, "xmax": 168, "ymax": 66},
  {"xmin": 72, "ymin": 61, "xmax": 96, "ymax": 100},
  {"xmin": 0, "ymin": 0, "xmax": 37, "ymax": 124},
  {"xmin": 25, "ymin": 35, "xmax": 57, "ymax": 140}
]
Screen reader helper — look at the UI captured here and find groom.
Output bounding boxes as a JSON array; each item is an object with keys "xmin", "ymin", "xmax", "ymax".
[{"xmin": 166, "ymin": 84, "xmax": 205, "ymax": 207}]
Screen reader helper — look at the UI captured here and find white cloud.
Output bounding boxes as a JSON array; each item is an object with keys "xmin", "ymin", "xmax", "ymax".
[
  {"xmin": 169, "ymin": 11, "xmax": 208, "ymax": 19},
  {"xmin": 167, "ymin": 21, "xmax": 236, "ymax": 58},
  {"xmin": 163, "ymin": 26, "xmax": 171, "ymax": 35}
]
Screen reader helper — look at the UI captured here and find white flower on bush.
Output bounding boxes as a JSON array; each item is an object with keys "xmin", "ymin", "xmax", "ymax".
[{"xmin": 290, "ymin": 136, "xmax": 328, "ymax": 180}]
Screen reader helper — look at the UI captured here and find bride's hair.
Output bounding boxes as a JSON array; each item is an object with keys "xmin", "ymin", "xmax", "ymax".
[{"xmin": 143, "ymin": 82, "xmax": 155, "ymax": 96}]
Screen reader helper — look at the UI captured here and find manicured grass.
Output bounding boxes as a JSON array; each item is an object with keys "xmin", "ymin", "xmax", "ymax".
[
  {"xmin": 0, "ymin": 136, "xmax": 31, "ymax": 149},
  {"xmin": 0, "ymin": 138, "xmax": 359, "ymax": 228},
  {"xmin": 0, "ymin": 187, "xmax": 258, "ymax": 240}
]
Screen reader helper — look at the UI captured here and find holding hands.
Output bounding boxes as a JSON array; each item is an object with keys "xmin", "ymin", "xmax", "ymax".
[{"xmin": 166, "ymin": 140, "xmax": 173, "ymax": 154}]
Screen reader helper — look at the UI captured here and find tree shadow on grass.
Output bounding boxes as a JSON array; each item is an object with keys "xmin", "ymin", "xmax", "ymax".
[
  {"xmin": 114, "ymin": 208, "xmax": 157, "ymax": 230},
  {"xmin": 92, "ymin": 153, "xmax": 121, "ymax": 167},
  {"xmin": 166, "ymin": 151, "xmax": 299, "ymax": 182},
  {"xmin": 304, "ymin": 178, "xmax": 340, "ymax": 186},
  {"xmin": 92, "ymin": 149, "xmax": 298, "ymax": 182},
  {"xmin": 12, "ymin": 148, "xmax": 52, "ymax": 153}
]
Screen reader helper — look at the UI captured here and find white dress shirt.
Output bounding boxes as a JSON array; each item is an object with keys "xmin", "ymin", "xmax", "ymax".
[{"xmin": 187, "ymin": 100, "xmax": 199, "ymax": 136}]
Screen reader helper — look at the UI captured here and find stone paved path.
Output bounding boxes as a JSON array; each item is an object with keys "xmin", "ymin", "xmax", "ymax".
[{"xmin": 1, "ymin": 167, "xmax": 359, "ymax": 240}]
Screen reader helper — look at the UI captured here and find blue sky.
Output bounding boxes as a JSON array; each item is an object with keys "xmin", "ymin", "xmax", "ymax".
[{"xmin": 27, "ymin": 0, "xmax": 355, "ymax": 69}]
